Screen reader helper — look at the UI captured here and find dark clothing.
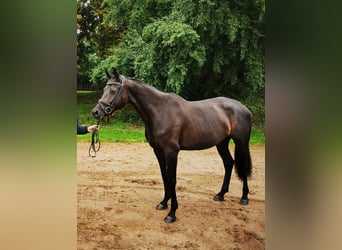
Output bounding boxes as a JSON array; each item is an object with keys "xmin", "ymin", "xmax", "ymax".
[{"xmin": 77, "ymin": 120, "xmax": 88, "ymax": 135}]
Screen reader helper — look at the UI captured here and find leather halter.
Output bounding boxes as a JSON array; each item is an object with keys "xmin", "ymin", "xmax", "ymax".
[{"xmin": 98, "ymin": 76, "xmax": 126, "ymax": 115}]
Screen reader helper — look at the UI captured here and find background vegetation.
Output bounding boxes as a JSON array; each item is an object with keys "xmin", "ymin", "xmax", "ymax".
[{"xmin": 77, "ymin": 0, "xmax": 265, "ymax": 143}]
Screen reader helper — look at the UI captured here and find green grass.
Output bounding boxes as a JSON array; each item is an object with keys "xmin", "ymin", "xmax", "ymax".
[
  {"xmin": 77, "ymin": 120, "xmax": 146, "ymax": 143},
  {"xmin": 249, "ymin": 128, "xmax": 265, "ymax": 146},
  {"xmin": 77, "ymin": 91, "xmax": 265, "ymax": 145}
]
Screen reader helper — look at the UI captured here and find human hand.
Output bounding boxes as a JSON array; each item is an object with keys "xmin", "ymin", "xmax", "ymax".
[{"xmin": 87, "ymin": 125, "xmax": 99, "ymax": 133}]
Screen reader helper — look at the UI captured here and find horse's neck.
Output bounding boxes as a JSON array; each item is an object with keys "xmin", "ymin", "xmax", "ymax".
[{"xmin": 126, "ymin": 80, "xmax": 166, "ymax": 125}]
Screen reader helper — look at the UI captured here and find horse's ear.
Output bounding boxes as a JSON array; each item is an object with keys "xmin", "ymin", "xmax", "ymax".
[
  {"xmin": 105, "ymin": 69, "xmax": 111, "ymax": 79},
  {"xmin": 112, "ymin": 68, "xmax": 119, "ymax": 79}
]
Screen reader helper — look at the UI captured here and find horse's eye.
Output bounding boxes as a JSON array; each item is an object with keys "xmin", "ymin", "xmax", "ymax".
[{"xmin": 110, "ymin": 89, "xmax": 117, "ymax": 95}]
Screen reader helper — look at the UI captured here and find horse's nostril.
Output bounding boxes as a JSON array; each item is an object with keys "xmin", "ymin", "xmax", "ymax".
[{"xmin": 92, "ymin": 109, "xmax": 100, "ymax": 119}]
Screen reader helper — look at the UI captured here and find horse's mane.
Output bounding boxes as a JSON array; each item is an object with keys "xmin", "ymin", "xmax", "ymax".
[
  {"xmin": 126, "ymin": 77, "xmax": 147, "ymax": 85},
  {"xmin": 126, "ymin": 76, "xmax": 182, "ymax": 99},
  {"xmin": 127, "ymin": 77, "xmax": 165, "ymax": 93}
]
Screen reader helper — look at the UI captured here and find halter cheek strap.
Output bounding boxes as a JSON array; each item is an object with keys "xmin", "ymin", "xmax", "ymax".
[{"xmin": 98, "ymin": 76, "xmax": 126, "ymax": 115}]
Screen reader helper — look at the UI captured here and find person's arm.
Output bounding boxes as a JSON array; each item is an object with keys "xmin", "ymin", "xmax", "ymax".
[{"xmin": 77, "ymin": 123, "xmax": 89, "ymax": 135}]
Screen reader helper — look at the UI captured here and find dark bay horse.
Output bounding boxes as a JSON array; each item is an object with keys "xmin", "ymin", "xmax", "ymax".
[{"xmin": 92, "ymin": 69, "xmax": 252, "ymax": 223}]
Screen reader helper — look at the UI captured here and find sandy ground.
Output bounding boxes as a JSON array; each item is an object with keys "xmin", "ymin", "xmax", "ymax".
[{"xmin": 77, "ymin": 142, "xmax": 265, "ymax": 249}]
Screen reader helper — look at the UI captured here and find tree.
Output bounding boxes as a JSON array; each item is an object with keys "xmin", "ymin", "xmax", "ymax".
[
  {"xmin": 77, "ymin": 0, "xmax": 99, "ymax": 84},
  {"xmin": 77, "ymin": 0, "xmax": 119, "ymax": 85},
  {"xmin": 87, "ymin": 0, "xmax": 265, "ymax": 101}
]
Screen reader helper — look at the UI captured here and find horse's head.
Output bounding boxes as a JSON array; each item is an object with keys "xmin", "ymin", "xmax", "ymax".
[{"xmin": 92, "ymin": 68, "xmax": 128, "ymax": 120}]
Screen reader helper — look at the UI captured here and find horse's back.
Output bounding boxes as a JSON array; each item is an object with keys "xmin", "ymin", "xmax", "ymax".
[
  {"xmin": 149, "ymin": 94, "xmax": 251, "ymax": 150},
  {"xmin": 190, "ymin": 97, "xmax": 251, "ymax": 120},
  {"xmin": 167, "ymin": 97, "xmax": 248, "ymax": 149},
  {"xmin": 190, "ymin": 96, "xmax": 252, "ymax": 140},
  {"xmin": 219, "ymin": 97, "xmax": 251, "ymax": 119}
]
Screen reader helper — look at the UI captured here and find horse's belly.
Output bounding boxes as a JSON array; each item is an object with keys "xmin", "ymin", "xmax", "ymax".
[
  {"xmin": 179, "ymin": 130, "xmax": 227, "ymax": 150},
  {"xmin": 180, "ymin": 143, "xmax": 216, "ymax": 150}
]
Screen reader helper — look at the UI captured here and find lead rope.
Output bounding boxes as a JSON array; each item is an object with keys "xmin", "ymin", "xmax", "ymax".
[{"xmin": 89, "ymin": 120, "xmax": 101, "ymax": 157}]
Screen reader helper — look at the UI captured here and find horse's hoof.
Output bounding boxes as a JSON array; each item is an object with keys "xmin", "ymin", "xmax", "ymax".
[
  {"xmin": 156, "ymin": 203, "xmax": 168, "ymax": 210},
  {"xmin": 240, "ymin": 198, "xmax": 249, "ymax": 205},
  {"xmin": 164, "ymin": 215, "xmax": 177, "ymax": 223},
  {"xmin": 213, "ymin": 194, "xmax": 224, "ymax": 201}
]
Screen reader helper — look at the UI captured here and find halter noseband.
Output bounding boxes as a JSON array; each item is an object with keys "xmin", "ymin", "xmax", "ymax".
[{"xmin": 98, "ymin": 76, "xmax": 126, "ymax": 115}]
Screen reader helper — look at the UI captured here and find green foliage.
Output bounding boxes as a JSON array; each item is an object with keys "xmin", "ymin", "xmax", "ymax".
[
  {"xmin": 137, "ymin": 20, "xmax": 205, "ymax": 93},
  {"xmin": 77, "ymin": 0, "xmax": 121, "ymax": 84},
  {"xmin": 243, "ymin": 91, "xmax": 265, "ymax": 129},
  {"xmin": 79, "ymin": 0, "xmax": 264, "ymax": 127},
  {"xmin": 171, "ymin": 0, "xmax": 265, "ymax": 98},
  {"xmin": 77, "ymin": 0, "xmax": 100, "ymax": 84},
  {"xmin": 88, "ymin": 0, "xmax": 264, "ymax": 99}
]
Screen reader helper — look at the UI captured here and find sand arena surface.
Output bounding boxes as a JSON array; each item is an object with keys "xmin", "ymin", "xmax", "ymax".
[{"xmin": 78, "ymin": 142, "xmax": 265, "ymax": 249}]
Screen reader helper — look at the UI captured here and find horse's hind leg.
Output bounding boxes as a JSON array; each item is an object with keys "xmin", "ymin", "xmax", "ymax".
[
  {"xmin": 240, "ymin": 176, "xmax": 249, "ymax": 205},
  {"xmin": 233, "ymin": 138, "xmax": 252, "ymax": 205},
  {"xmin": 214, "ymin": 137, "xmax": 234, "ymax": 201}
]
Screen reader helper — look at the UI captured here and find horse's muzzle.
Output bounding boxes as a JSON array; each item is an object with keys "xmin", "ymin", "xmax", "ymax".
[{"xmin": 92, "ymin": 105, "xmax": 104, "ymax": 120}]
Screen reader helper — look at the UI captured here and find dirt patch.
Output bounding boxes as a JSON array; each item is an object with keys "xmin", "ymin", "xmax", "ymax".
[{"xmin": 77, "ymin": 142, "xmax": 265, "ymax": 249}]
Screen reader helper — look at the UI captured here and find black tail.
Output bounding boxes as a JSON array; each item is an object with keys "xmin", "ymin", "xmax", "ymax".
[{"xmin": 234, "ymin": 140, "xmax": 252, "ymax": 180}]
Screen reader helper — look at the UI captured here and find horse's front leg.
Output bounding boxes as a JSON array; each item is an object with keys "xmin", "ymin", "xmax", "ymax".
[
  {"xmin": 153, "ymin": 148, "xmax": 170, "ymax": 210},
  {"xmin": 163, "ymin": 150, "xmax": 179, "ymax": 223}
]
